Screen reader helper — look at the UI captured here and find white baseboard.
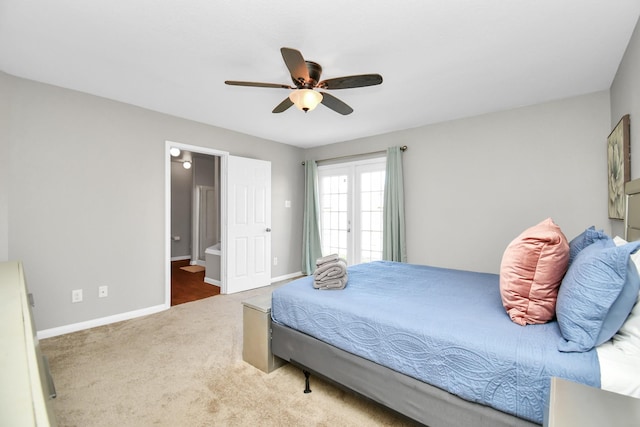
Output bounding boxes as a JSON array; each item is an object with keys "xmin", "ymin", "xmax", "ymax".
[
  {"xmin": 204, "ymin": 277, "xmax": 221, "ymax": 287},
  {"xmin": 171, "ymin": 255, "xmax": 191, "ymax": 261},
  {"xmin": 37, "ymin": 303, "xmax": 169, "ymax": 339},
  {"xmin": 205, "ymin": 272, "xmax": 301, "ymax": 287},
  {"xmin": 271, "ymin": 271, "xmax": 303, "ymax": 284},
  {"xmin": 37, "ymin": 271, "xmax": 303, "ymax": 339}
]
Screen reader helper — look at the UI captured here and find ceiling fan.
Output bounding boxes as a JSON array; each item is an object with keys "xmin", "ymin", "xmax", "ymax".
[{"xmin": 225, "ymin": 47, "xmax": 383, "ymax": 115}]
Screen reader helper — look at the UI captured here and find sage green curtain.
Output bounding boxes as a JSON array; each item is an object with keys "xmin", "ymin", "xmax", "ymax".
[
  {"xmin": 383, "ymin": 146, "xmax": 407, "ymax": 262},
  {"xmin": 302, "ymin": 160, "xmax": 323, "ymax": 275}
]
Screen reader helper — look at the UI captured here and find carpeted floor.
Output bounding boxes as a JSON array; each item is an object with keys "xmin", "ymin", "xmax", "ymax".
[{"xmin": 41, "ymin": 284, "xmax": 414, "ymax": 426}]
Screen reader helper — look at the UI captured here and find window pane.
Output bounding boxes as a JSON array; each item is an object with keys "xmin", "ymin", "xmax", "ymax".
[
  {"xmin": 374, "ymin": 171, "xmax": 385, "ymax": 191},
  {"xmin": 370, "ymin": 251, "xmax": 382, "ymax": 262},
  {"xmin": 331, "ymin": 212, "xmax": 339, "ymax": 229},
  {"xmin": 339, "ymin": 212, "xmax": 348, "ymax": 229},
  {"xmin": 361, "ymin": 192, "xmax": 371, "ymax": 210},
  {"xmin": 338, "ymin": 176, "xmax": 348, "ymax": 193},
  {"xmin": 330, "ymin": 194, "xmax": 338, "ymax": 209},
  {"xmin": 356, "ymin": 165, "xmax": 385, "ymax": 262},
  {"xmin": 361, "ymin": 211, "xmax": 370, "ymax": 230},
  {"xmin": 339, "ymin": 194, "xmax": 347, "ymax": 211},
  {"xmin": 361, "ymin": 231, "xmax": 370, "ymax": 249},
  {"xmin": 361, "ymin": 172, "xmax": 371, "ymax": 191},
  {"xmin": 371, "ymin": 192, "xmax": 383, "ymax": 211},
  {"xmin": 371, "ymin": 212, "xmax": 382, "ymax": 231},
  {"xmin": 339, "ymin": 231, "xmax": 348, "ymax": 248},
  {"xmin": 371, "ymin": 231, "xmax": 382, "ymax": 250},
  {"xmin": 320, "ymin": 176, "xmax": 330, "ymax": 189}
]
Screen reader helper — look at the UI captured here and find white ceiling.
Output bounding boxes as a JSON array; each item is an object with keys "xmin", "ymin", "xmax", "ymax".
[{"xmin": 1, "ymin": 1, "xmax": 639, "ymax": 149}]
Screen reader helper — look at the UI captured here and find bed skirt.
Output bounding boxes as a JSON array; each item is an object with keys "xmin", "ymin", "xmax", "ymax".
[{"xmin": 271, "ymin": 321, "xmax": 541, "ymax": 427}]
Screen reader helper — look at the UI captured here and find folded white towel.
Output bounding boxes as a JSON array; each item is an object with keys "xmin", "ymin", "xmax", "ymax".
[
  {"xmin": 316, "ymin": 253, "xmax": 339, "ymax": 267},
  {"xmin": 314, "ymin": 259, "xmax": 347, "ymax": 281},
  {"xmin": 313, "ymin": 274, "xmax": 348, "ymax": 290}
]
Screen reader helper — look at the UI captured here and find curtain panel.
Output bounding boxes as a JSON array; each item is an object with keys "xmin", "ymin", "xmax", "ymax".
[
  {"xmin": 302, "ymin": 160, "xmax": 323, "ymax": 275},
  {"xmin": 383, "ymin": 146, "xmax": 407, "ymax": 262}
]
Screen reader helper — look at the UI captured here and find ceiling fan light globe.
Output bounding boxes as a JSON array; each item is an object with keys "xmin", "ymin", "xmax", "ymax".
[{"xmin": 289, "ymin": 89, "xmax": 322, "ymax": 112}]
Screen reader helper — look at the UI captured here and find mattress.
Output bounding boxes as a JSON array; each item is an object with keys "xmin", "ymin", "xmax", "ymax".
[{"xmin": 271, "ymin": 261, "xmax": 600, "ymax": 424}]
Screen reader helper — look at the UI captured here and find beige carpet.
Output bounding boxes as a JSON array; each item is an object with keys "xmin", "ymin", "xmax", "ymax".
[{"xmin": 41, "ymin": 284, "xmax": 413, "ymax": 426}]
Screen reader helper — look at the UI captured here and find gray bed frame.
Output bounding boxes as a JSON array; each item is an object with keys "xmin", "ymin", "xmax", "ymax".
[
  {"xmin": 271, "ymin": 178, "xmax": 640, "ymax": 427},
  {"xmin": 272, "ymin": 319, "xmax": 539, "ymax": 427}
]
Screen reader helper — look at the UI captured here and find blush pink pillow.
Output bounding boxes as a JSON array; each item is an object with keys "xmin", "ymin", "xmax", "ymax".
[{"xmin": 500, "ymin": 218, "xmax": 570, "ymax": 326}]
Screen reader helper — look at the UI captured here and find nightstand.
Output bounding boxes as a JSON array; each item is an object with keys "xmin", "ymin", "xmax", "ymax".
[
  {"xmin": 545, "ymin": 377, "xmax": 640, "ymax": 426},
  {"xmin": 242, "ymin": 293, "xmax": 286, "ymax": 373}
]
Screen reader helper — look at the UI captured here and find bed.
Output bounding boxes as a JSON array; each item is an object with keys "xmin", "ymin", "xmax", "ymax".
[{"xmin": 270, "ymin": 181, "xmax": 640, "ymax": 427}]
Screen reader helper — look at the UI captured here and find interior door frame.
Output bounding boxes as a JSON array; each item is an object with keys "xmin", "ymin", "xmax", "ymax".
[{"xmin": 165, "ymin": 140, "xmax": 229, "ymax": 307}]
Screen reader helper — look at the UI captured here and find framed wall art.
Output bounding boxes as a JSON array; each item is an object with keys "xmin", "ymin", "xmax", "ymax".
[{"xmin": 607, "ymin": 114, "xmax": 630, "ymax": 219}]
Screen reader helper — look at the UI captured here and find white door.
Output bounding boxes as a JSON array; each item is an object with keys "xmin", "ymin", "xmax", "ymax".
[{"xmin": 225, "ymin": 156, "xmax": 271, "ymax": 294}]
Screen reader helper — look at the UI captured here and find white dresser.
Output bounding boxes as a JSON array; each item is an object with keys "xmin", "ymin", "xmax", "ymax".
[{"xmin": 0, "ymin": 261, "xmax": 57, "ymax": 426}]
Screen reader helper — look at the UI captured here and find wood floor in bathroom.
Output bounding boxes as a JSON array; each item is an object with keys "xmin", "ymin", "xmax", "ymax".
[{"xmin": 171, "ymin": 259, "xmax": 220, "ymax": 306}]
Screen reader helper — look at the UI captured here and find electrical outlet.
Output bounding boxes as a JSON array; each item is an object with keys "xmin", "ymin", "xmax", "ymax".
[
  {"xmin": 72, "ymin": 289, "xmax": 83, "ymax": 303},
  {"xmin": 273, "ymin": 256, "xmax": 278, "ymax": 266},
  {"xmin": 98, "ymin": 285, "xmax": 108, "ymax": 298}
]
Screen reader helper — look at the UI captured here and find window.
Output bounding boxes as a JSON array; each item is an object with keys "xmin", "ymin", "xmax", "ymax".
[{"xmin": 318, "ymin": 158, "xmax": 386, "ymax": 265}]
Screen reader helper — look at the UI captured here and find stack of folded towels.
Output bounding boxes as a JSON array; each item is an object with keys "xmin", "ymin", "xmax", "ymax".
[{"xmin": 313, "ymin": 253, "xmax": 348, "ymax": 290}]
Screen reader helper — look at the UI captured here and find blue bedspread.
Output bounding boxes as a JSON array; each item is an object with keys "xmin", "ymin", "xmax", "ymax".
[{"xmin": 271, "ymin": 261, "xmax": 600, "ymax": 424}]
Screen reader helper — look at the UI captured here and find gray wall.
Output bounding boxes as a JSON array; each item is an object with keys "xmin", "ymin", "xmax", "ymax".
[
  {"xmin": 4, "ymin": 73, "xmax": 304, "ymax": 331},
  {"xmin": 0, "ymin": 73, "xmax": 9, "ymax": 262},
  {"xmin": 305, "ymin": 91, "xmax": 611, "ymax": 274},
  {"xmin": 611, "ymin": 14, "xmax": 640, "ymax": 196}
]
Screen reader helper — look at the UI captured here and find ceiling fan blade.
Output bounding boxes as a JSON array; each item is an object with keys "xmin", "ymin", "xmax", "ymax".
[
  {"xmin": 272, "ymin": 97, "xmax": 294, "ymax": 113},
  {"xmin": 318, "ymin": 74, "xmax": 383, "ymax": 90},
  {"xmin": 281, "ymin": 47, "xmax": 310, "ymax": 84},
  {"xmin": 320, "ymin": 92, "xmax": 353, "ymax": 115},
  {"xmin": 225, "ymin": 80, "xmax": 292, "ymax": 89}
]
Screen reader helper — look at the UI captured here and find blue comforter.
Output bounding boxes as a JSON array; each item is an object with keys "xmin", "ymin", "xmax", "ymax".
[{"xmin": 271, "ymin": 261, "xmax": 600, "ymax": 424}]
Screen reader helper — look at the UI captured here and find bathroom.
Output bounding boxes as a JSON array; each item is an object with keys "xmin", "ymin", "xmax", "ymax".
[{"xmin": 170, "ymin": 150, "xmax": 222, "ymax": 285}]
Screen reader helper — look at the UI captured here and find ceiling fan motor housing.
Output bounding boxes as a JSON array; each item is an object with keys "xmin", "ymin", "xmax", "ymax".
[{"xmin": 292, "ymin": 61, "xmax": 322, "ymax": 88}]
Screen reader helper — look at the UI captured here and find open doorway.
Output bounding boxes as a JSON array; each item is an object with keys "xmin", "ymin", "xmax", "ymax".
[
  {"xmin": 170, "ymin": 152, "xmax": 222, "ymax": 305},
  {"xmin": 165, "ymin": 141, "xmax": 228, "ymax": 307},
  {"xmin": 165, "ymin": 141, "xmax": 273, "ymax": 306}
]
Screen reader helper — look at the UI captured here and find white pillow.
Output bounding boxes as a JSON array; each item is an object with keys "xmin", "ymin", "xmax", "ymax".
[
  {"xmin": 612, "ymin": 290, "xmax": 640, "ymax": 355},
  {"xmin": 614, "ymin": 236, "xmax": 640, "ymax": 270},
  {"xmin": 614, "ymin": 235, "xmax": 626, "ymax": 246}
]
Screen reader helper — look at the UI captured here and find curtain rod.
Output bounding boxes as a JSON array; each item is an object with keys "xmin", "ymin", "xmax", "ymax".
[{"xmin": 301, "ymin": 145, "xmax": 407, "ymax": 165}]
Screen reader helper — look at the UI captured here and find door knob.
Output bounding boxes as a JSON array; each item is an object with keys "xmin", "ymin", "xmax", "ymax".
[{"xmin": 266, "ymin": 228, "xmax": 271, "ymax": 232}]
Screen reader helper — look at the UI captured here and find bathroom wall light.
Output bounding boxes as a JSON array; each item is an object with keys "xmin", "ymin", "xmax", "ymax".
[
  {"xmin": 182, "ymin": 161, "xmax": 192, "ymax": 169},
  {"xmin": 170, "ymin": 147, "xmax": 181, "ymax": 157}
]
